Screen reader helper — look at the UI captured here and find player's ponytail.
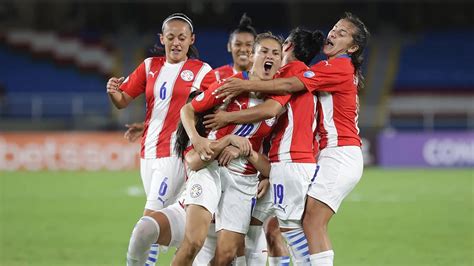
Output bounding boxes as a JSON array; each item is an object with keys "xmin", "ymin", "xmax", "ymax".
[
  {"xmin": 288, "ymin": 27, "xmax": 324, "ymax": 65},
  {"xmin": 228, "ymin": 13, "xmax": 257, "ymax": 44},
  {"xmin": 342, "ymin": 12, "xmax": 370, "ymax": 90}
]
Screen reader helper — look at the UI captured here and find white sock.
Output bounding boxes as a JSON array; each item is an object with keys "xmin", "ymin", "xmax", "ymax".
[
  {"xmin": 245, "ymin": 225, "xmax": 267, "ymax": 265},
  {"xmin": 282, "ymin": 229, "xmax": 310, "ymax": 265},
  {"xmin": 126, "ymin": 216, "xmax": 160, "ymax": 266},
  {"xmin": 268, "ymin": 256, "xmax": 290, "ymax": 266},
  {"xmin": 309, "ymin": 250, "xmax": 334, "ymax": 266},
  {"xmin": 232, "ymin": 255, "xmax": 247, "ymax": 266}
]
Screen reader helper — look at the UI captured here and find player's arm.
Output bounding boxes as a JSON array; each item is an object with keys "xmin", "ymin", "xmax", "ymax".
[
  {"xmin": 107, "ymin": 77, "xmax": 134, "ymax": 109},
  {"xmin": 181, "ymin": 103, "xmax": 215, "ymax": 160},
  {"xmin": 247, "ymin": 149, "xmax": 271, "ymax": 178},
  {"xmin": 214, "ymin": 77, "xmax": 305, "ymax": 101},
  {"xmin": 203, "ymin": 99, "xmax": 284, "ymax": 130},
  {"xmin": 185, "ymin": 135, "xmax": 252, "ymax": 171},
  {"xmin": 124, "ymin": 122, "xmax": 145, "ymax": 142}
]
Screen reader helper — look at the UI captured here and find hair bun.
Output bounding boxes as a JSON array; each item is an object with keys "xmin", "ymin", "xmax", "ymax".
[
  {"xmin": 239, "ymin": 13, "xmax": 252, "ymax": 28},
  {"xmin": 312, "ymin": 30, "xmax": 325, "ymax": 47}
]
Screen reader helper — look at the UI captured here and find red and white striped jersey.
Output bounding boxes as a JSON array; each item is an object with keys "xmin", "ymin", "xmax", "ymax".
[
  {"xmin": 120, "ymin": 57, "xmax": 215, "ymax": 159},
  {"xmin": 213, "ymin": 64, "xmax": 237, "ymax": 82},
  {"xmin": 268, "ymin": 60, "xmax": 318, "ymax": 163},
  {"xmin": 296, "ymin": 55, "xmax": 361, "ymax": 150},
  {"xmin": 191, "ymin": 71, "xmax": 276, "ymax": 176}
]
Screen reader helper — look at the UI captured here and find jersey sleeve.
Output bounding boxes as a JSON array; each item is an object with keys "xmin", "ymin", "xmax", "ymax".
[
  {"xmin": 296, "ymin": 62, "xmax": 350, "ymax": 93},
  {"xmin": 119, "ymin": 60, "xmax": 147, "ymax": 98},
  {"xmin": 191, "ymin": 82, "xmax": 224, "ymax": 112},
  {"xmin": 269, "ymin": 94, "xmax": 291, "ymax": 106},
  {"xmin": 194, "ymin": 64, "xmax": 217, "ymax": 92}
]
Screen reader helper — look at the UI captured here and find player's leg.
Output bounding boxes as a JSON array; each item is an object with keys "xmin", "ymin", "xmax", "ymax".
[
  {"xmin": 271, "ymin": 162, "xmax": 314, "ymax": 265},
  {"xmin": 211, "ymin": 230, "xmax": 246, "ymax": 266},
  {"xmin": 172, "ymin": 163, "xmax": 221, "ymax": 266},
  {"xmin": 303, "ymin": 146, "xmax": 363, "ymax": 266},
  {"xmin": 264, "ymin": 217, "xmax": 291, "ymax": 266},
  {"xmin": 193, "ymin": 222, "xmax": 218, "ymax": 266},
  {"xmin": 126, "ymin": 211, "xmax": 172, "ymax": 266}
]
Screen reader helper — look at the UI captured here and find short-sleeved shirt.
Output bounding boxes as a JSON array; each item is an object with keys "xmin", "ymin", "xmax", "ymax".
[
  {"xmin": 268, "ymin": 60, "xmax": 318, "ymax": 163},
  {"xmin": 120, "ymin": 57, "xmax": 216, "ymax": 159},
  {"xmin": 213, "ymin": 64, "xmax": 237, "ymax": 82},
  {"xmin": 296, "ymin": 55, "xmax": 361, "ymax": 149}
]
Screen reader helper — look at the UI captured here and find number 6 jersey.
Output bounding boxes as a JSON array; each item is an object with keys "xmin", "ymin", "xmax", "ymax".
[{"xmin": 120, "ymin": 57, "xmax": 215, "ymax": 159}]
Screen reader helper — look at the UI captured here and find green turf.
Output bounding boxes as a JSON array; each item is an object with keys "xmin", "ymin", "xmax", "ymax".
[{"xmin": 0, "ymin": 168, "xmax": 472, "ymax": 265}]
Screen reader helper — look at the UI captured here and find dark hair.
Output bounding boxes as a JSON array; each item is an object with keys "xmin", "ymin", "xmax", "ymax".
[
  {"xmin": 228, "ymin": 13, "xmax": 258, "ymax": 44},
  {"xmin": 287, "ymin": 27, "xmax": 325, "ymax": 65},
  {"xmin": 151, "ymin": 13, "xmax": 199, "ymax": 59},
  {"xmin": 174, "ymin": 91, "xmax": 213, "ymax": 159},
  {"xmin": 253, "ymin": 32, "xmax": 284, "ymax": 52},
  {"xmin": 342, "ymin": 12, "xmax": 370, "ymax": 90}
]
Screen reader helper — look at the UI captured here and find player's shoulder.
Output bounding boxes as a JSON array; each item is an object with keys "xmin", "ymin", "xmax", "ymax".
[
  {"xmin": 276, "ymin": 60, "xmax": 308, "ymax": 78},
  {"xmin": 186, "ymin": 58, "xmax": 212, "ymax": 69}
]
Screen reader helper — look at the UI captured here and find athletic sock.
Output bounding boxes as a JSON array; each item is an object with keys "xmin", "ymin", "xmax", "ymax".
[
  {"xmin": 245, "ymin": 225, "xmax": 267, "ymax": 265},
  {"xmin": 268, "ymin": 256, "xmax": 290, "ymax": 266},
  {"xmin": 282, "ymin": 228, "xmax": 310, "ymax": 265},
  {"xmin": 309, "ymin": 250, "xmax": 334, "ymax": 266},
  {"xmin": 126, "ymin": 216, "xmax": 160, "ymax": 266},
  {"xmin": 145, "ymin": 244, "xmax": 159, "ymax": 266},
  {"xmin": 233, "ymin": 255, "xmax": 247, "ymax": 266}
]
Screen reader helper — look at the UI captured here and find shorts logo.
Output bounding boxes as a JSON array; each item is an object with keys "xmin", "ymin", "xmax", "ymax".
[
  {"xmin": 303, "ymin": 71, "xmax": 315, "ymax": 78},
  {"xmin": 190, "ymin": 184, "xmax": 202, "ymax": 198},
  {"xmin": 195, "ymin": 92, "xmax": 205, "ymax": 102},
  {"xmin": 180, "ymin": 70, "xmax": 194, "ymax": 81}
]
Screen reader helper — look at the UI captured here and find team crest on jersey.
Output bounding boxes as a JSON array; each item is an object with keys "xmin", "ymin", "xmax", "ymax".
[
  {"xmin": 190, "ymin": 184, "xmax": 202, "ymax": 198},
  {"xmin": 303, "ymin": 71, "xmax": 315, "ymax": 78},
  {"xmin": 180, "ymin": 70, "xmax": 194, "ymax": 81},
  {"xmin": 265, "ymin": 117, "xmax": 276, "ymax": 127}
]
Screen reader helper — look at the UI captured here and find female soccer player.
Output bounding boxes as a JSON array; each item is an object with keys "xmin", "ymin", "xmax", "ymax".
[
  {"xmin": 172, "ymin": 32, "xmax": 283, "ymax": 266},
  {"xmin": 214, "ymin": 13, "xmax": 257, "ymax": 80},
  {"xmin": 213, "ymin": 12, "xmax": 370, "ymax": 266},
  {"xmin": 106, "ymin": 13, "xmax": 216, "ymax": 265},
  {"xmin": 204, "ymin": 27, "xmax": 325, "ymax": 266}
]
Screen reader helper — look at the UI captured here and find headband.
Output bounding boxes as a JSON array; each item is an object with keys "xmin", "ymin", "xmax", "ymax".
[{"xmin": 162, "ymin": 14, "xmax": 194, "ymax": 33}]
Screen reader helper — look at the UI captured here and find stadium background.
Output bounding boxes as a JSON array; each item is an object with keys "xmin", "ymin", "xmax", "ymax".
[{"xmin": 0, "ymin": 0, "xmax": 472, "ymax": 265}]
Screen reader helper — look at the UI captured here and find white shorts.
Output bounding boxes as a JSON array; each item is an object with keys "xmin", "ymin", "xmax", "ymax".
[
  {"xmin": 270, "ymin": 162, "xmax": 315, "ymax": 226},
  {"xmin": 308, "ymin": 146, "xmax": 363, "ymax": 213},
  {"xmin": 184, "ymin": 161, "xmax": 222, "ymax": 215},
  {"xmin": 184, "ymin": 161, "xmax": 258, "ymax": 234},
  {"xmin": 215, "ymin": 170, "xmax": 259, "ymax": 234},
  {"xmin": 140, "ymin": 157, "xmax": 186, "ymax": 211},
  {"xmin": 159, "ymin": 202, "xmax": 186, "ymax": 248},
  {"xmin": 252, "ymin": 181, "xmax": 274, "ymax": 223}
]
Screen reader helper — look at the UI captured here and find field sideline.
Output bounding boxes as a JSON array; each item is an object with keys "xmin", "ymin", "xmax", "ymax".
[{"xmin": 1, "ymin": 168, "xmax": 472, "ymax": 265}]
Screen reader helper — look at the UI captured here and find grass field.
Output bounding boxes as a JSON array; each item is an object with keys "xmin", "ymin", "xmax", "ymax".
[{"xmin": 1, "ymin": 168, "xmax": 472, "ymax": 265}]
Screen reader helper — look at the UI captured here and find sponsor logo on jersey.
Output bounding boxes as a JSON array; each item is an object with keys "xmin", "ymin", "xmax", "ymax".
[
  {"xmin": 303, "ymin": 70, "xmax": 315, "ymax": 78},
  {"xmin": 190, "ymin": 184, "xmax": 202, "ymax": 198},
  {"xmin": 180, "ymin": 70, "xmax": 194, "ymax": 81}
]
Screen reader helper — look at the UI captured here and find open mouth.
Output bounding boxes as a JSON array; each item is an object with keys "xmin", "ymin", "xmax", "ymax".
[
  {"xmin": 171, "ymin": 47, "xmax": 182, "ymax": 53},
  {"xmin": 326, "ymin": 39, "xmax": 334, "ymax": 47},
  {"xmin": 263, "ymin": 61, "xmax": 273, "ymax": 72}
]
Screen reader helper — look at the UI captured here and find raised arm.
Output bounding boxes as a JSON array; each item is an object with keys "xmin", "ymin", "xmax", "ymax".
[
  {"xmin": 203, "ymin": 99, "xmax": 284, "ymax": 130},
  {"xmin": 180, "ymin": 103, "xmax": 214, "ymax": 160},
  {"xmin": 213, "ymin": 77, "xmax": 305, "ymax": 102},
  {"xmin": 247, "ymin": 149, "xmax": 271, "ymax": 178}
]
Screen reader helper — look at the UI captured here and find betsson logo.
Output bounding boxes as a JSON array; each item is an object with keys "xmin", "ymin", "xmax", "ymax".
[
  {"xmin": 422, "ymin": 138, "xmax": 474, "ymax": 166},
  {"xmin": 0, "ymin": 138, "xmax": 140, "ymax": 171}
]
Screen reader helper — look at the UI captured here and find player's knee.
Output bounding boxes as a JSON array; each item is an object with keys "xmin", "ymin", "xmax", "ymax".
[
  {"xmin": 215, "ymin": 247, "xmax": 237, "ymax": 266},
  {"xmin": 185, "ymin": 236, "xmax": 206, "ymax": 253}
]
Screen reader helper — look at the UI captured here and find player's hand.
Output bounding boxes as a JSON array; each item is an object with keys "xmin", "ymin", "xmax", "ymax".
[
  {"xmin": 217, "ymin": 146, "xmax": 240, "ymax": 166},
  {"xmin": 193, "ymin": 136, "xmax": 214, "ymax": 161},
  {"xmin": 228, "ymin": 135, "xmax": 251, "ymax": 157},
  {"xmin": 106, "ymin": 77, "xmax": 125, "ymax": 94},
  {"xmin": 203, "ymin": 110, "xmax": 230, "ymax": 130},
  {"xmin": 213, "ymin": 78, "xmax": 248, "ymax": 102},
  {"xmin": 124, "ymin": 122, "xmax": 144, "ymax": 142},
  {"xmin": 257, "ymin": 177, "xmax": 270, "ymax": 199}
]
